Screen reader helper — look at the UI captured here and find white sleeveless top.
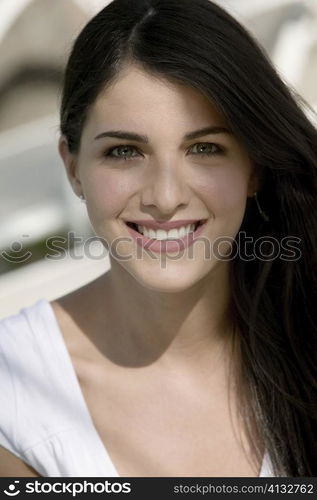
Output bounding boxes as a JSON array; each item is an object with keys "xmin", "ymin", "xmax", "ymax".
[{"xmin": 0, "ymin": 299, "xmax": 276, "ymax": 477}]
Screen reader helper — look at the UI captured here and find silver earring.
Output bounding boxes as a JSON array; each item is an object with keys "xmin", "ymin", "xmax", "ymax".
[
  {"xmin": 79, "ymin": 194, "xmax": 86, "ymax": 203},
  {"xmin": 253, "ymin": 191, "xmax": 270, "ymax": 222}
]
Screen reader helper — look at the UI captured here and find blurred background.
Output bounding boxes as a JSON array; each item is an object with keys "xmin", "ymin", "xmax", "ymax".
[{"xmin": 0, "ymin": 0, "xmax": 317, "ymax": 318}]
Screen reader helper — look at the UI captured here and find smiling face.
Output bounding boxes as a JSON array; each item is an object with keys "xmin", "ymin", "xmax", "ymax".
[{"xmin": 59, "ymin": 64, "xmax": 258, "ymax": 292}]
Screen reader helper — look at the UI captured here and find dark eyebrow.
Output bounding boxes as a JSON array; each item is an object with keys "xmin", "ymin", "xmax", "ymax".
[{"xmin": 94, "ymin": 125, "xmax": 232, "ymax": 143}]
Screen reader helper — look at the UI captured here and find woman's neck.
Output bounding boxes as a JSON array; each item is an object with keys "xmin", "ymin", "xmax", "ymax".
[{"xmin": 94, "ymin": 260, "xmax": 235, "ymax": 373}]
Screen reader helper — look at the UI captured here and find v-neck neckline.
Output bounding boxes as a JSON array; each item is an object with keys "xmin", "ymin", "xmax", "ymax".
[{"xmin": 41, "ymin": 298, "xmax": 268, "ymax": 478}]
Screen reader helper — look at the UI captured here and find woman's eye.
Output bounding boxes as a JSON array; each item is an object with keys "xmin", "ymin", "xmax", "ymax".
[
  {"xmin": 103, "ymin": 142, "xmax": 224, "ymax": 162},
  {"xmin": 103, "ymin": 145, "xmax": 140, "ymax": 161},
  {"xmin": 189, "ymin": 142, "xmax": 224, "ymax": 156}
]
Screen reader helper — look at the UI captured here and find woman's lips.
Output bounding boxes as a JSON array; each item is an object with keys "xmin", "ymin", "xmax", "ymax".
[
  {"xmin": 124, "ymin": 219, "xmax": 208, "ymax": 253},
  {"xmin": 125, "ymin": 219, "xmax": 204, "ymax": 231}
]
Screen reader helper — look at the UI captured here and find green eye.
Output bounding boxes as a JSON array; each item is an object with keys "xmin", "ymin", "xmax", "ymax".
[
  {"xmin": 104, "ymin": 145, "xmax": 140, "ymax": 161},
  {"xmin": 190, "ymin": 142, "xmax": 224, "ymax": 156},
  {"xmin": 103, "ymin": 142, "xmax": 224, "ymax": 162}
]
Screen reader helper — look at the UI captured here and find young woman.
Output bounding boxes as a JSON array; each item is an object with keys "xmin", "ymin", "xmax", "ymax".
[{"xmin": 0, "ymin": 0, "xmax": 316, "ymax": 477}]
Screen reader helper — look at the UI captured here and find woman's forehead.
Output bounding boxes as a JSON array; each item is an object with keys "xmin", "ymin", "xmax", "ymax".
[{"xmin": 88, "ymin": 66, "xmax": 228, "ymax": 129}]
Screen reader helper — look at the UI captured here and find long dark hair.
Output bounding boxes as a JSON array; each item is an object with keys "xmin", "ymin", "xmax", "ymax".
[{"xmin": 60, "ymin": 0, "xmax": 317, "ymax": 476}]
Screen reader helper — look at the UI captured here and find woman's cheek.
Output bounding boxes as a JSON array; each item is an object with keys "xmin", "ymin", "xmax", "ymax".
[
  {"xmin": 84, "ymin": 170, "xmax": 138, "ymax": 224},
  {"xmin": 194, "ymin": 166, "xmax": 250, "ymax": 215}
]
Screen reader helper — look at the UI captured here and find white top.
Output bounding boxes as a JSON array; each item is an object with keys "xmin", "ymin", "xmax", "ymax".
[{"xmin": 0, "ymin": 299, "xmax": 276, "ymax": 477}]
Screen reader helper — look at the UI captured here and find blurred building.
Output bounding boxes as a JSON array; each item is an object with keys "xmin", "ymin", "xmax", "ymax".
[{"xmin": 0, "ymin": 0, "xmax": 316, "ymax": 316}]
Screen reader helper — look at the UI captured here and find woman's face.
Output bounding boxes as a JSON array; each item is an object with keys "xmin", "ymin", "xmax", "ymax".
[{"xmin": 60, "ymin": 64, "xmax": 257, "ymax": 292}]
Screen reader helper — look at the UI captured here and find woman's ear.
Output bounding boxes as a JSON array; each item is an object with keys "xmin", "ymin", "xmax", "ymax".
[
  {"xmin": 247, "ymin": 166, "xmax": 262, "ymax": 197},
  {"xmin": 58, "ymin": 136, "xmax": 82, "ymax": 197}
]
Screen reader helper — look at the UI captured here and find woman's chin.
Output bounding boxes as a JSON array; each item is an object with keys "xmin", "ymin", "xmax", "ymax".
[{"xmin": 120, "ymin": 259, "xmax": 214, "ymax": 293}]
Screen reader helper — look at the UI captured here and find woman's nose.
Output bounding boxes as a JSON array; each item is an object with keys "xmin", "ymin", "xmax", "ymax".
[{"xmin": 140, "ymin": 159, "xmax": 191, "ymax": 215}]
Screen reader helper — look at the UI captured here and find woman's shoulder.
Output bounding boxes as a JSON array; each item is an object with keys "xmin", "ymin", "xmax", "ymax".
[
  {"xmin": 0, "ymin": 276, "xmax": 100, "ymax": 350},
  {"xmin": 0, "ymin": 294, "xmax": 90, "ymax": 474},
  {"xmin": 0, "ymin": 299, "xmax": 49, "ymax": 348},
  {"xmin": 0, "ymin": 299, "xmax": 66, "ymax": 370},
  {"xmin": 0, "ymin": 298, "xmax": 60, "ymax": 405},
  {"xmin": 0, "ymin": 300, "xmax": 50, "ymax": 465}
]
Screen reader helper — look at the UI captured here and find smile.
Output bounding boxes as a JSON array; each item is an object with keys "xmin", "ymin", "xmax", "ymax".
[
  {"xmin": 126, "ymin": 220, "xmax": 204, "ymax": 240},
  {"xmin": 123, "ymin": 219, "xmax": 208, "ymax": 253}
]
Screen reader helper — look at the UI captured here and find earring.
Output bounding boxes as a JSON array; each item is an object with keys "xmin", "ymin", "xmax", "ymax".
[
  {"xmin": 79, "ymin": 194, "xmax": 86, "ymax": 203},
  {"xmin": 253, "ymin": 191, "xmax": 270, "ymax": 222}
]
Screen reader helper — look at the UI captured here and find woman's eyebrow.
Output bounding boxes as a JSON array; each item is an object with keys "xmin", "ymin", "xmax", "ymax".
[{"xmin": 94, "ymin": 125, "xmax": 232, "ymax": 143}]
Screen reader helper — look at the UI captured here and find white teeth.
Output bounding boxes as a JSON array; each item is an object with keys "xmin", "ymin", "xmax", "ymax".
[{"xmin": 136, "ymin": 223, "xmax": 197, "ymax": 240}]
